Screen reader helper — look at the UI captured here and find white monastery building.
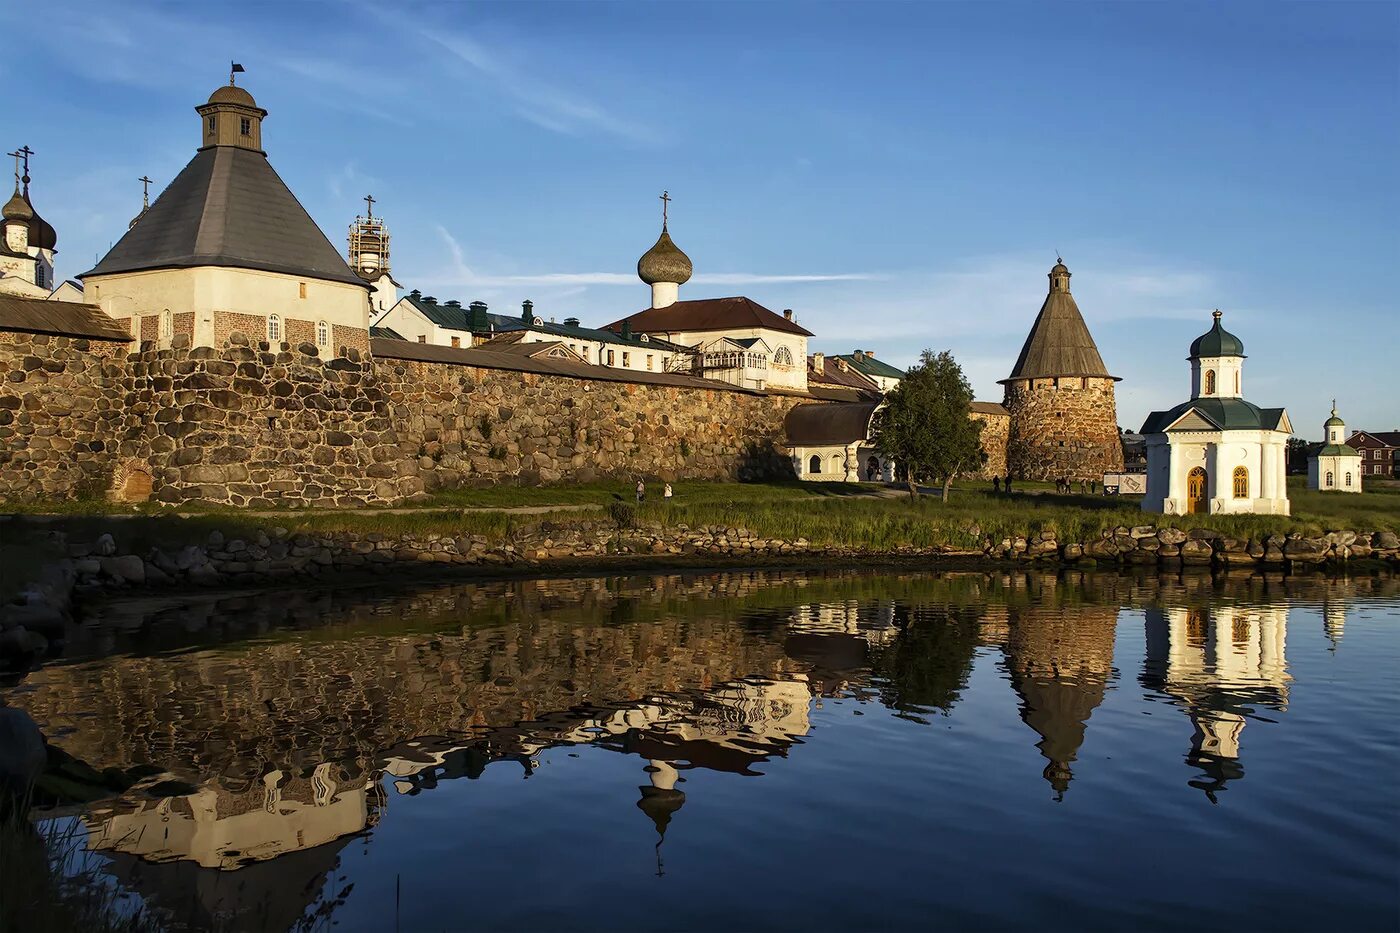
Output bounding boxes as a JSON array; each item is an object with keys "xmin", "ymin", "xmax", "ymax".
[
  {"xmin": 80, "ymin": 75, "xmax": 373, "ymax": 354},
  {"xmin": 1139, "ymin": 311, "xmax": 1291, "ymax": 515},
  {"xmin": 0, "ymin": 147, "xmax": 58, "ymax": 299},
  {"xmin": 605, "ymin": 197, "xmax": 812, "ymax": 393},
  {"xmin": 1308, "ymin": 403, "xmax": 1362, "ymax": 493}
]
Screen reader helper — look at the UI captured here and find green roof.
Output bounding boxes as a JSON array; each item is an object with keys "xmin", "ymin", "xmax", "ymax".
[
  {"xmin": 1140, "ymin": 397, "xmax": 1287, "ymax": 434},
  {"xmin": 1189, "ymin": 312, "xmax": 1245, "ymax": 358},
  {"xmin": 1316, "ymin": 443, "xmax": 1359, "ymax": 457},
  {"xmin": 403, "ymin": 292, "xmax": 669, "ymax": 350},
  {"xmin": 835, "ymin": 352, "xmax": 905, "ymax": 380}
]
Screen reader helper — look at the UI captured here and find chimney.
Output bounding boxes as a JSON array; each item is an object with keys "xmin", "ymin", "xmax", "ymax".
[
  {"xmin": 410, "ymin": 289, "xmax": 421, "ymax": 299},
  {"xmin": 445, "ymin": 299, "xmax": 461, "ymax": 308},
  {"xmin": 783, "ymin": 309, "xmax": 793, "ymax": 321},
  {"xmin": 521, "ymin": 299, "xmax": 534, "ymax": 323},
  {"xmin": 423, "ymin": 295, "xmax": 437, "ymax": 304},
  {"xmin": 865, "ymin": 349, "xmax": 875, "ymax": 358},
  {"xmin": 621, "ymin": 321, "xmax": 633, "ymax": 341},
  {"xmin": 564, "ymin": 317, "xmax": 580, "ymax": 327},
  {"xmin": 468, "ymin": 300, "xmax": 489, "ymax": 331},
  {"xmin": 811, "ymin": 352, "xmax": 824, "ymax": 371}
]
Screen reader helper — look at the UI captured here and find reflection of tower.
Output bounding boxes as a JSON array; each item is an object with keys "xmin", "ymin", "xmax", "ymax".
[
  {"xmin": 1142, "ymin": 606, "xmax": 1290, "ymax": 802},
  {"xmin": 1003, "ymin": 603, "xmax": 1118, "ymax": 799},
  {"xmin": 636, "ymin": 760, "xmax": 686, "ymax": 877},
  {"xmin": 1323, "ymin": 601, "xmax": 1346, "ymax": 651}
]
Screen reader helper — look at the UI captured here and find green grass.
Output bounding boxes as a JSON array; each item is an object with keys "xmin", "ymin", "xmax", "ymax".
[{"xmin": 3, "ymin": 478, "xmax": 1395, "ymax": 560}]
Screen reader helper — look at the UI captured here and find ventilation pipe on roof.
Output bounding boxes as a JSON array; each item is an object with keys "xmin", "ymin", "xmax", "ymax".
[
  {"xmin": 521, "ymin": 299, "xmax": 534, "ymax": 323},
  {"xmin": 621, "ymin": 321, "xmax": 633, "ymax": 340},
  {"xmin": 564, "ymin": 317, "xmax": 580, "ymax": 327},
  {"xmin": 423, "ymin": 295, "xmax": 436, "ymax": 304},
  {"xmin": 445, "ymin": 299, "xmax": 461, "ymax": 308}
]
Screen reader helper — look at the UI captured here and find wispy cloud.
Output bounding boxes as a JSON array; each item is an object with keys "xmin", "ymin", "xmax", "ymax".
[{"xmin": 428, "ymin": 226, "xmax": 873, "ymax": 288}]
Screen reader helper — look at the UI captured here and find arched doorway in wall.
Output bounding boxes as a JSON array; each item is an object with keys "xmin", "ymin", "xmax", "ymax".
[{"xmin": 1187, "ymin": 467, "xmax": 1208, "ymax": 514}]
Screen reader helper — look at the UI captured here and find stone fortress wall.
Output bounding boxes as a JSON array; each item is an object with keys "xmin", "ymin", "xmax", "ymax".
[
  {"xmin": 1004, "ymin": 376, "xmax": 1123, "ymax": 482},
  {"xmin": 0, "ymin": 329, "xmax": 806, "ymax": 506}
]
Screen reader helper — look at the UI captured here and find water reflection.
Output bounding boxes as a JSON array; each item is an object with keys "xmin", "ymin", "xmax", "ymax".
[{"xmin": 3, "ymin": 569, "xmax": 1396, "ymax": 930}]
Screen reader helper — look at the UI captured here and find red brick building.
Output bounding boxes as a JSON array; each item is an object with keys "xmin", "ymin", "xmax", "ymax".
[{"xmin": 1346, "ymin": 431, "xmax": 1399, "ymax": 478}]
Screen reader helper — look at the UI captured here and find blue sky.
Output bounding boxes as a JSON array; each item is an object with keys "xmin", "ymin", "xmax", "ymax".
[{"xmin": 8, "ymin": 1, "xmax": 1397, "ymax": 435}]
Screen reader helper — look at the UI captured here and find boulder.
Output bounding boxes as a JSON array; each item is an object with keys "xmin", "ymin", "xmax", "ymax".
[
  {"xmin": 1180, "ymin": 539, "xmax": 1214, "ymax": 564},
  {"xmin": 0, "ymin": 707, "xmax": 47, "ymax": 794},
  {"xmin": 1284, "ymin": 538, "xmax": 1329, "ymax": 563},
  {"xmin": 1157, "ymin": 527, "xmax": 1188, "ymax": 546}
]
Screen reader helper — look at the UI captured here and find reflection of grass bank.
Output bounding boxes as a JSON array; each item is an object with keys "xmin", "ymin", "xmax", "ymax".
[
  {"xmin": 0, "ymin": 803, "xmax": 154, "ymax": 932},
  {"xmin": 3, "ymin": 478, "xmax": 1396, "ymax": 560}
]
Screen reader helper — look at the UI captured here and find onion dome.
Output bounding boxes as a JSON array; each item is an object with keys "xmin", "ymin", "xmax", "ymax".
[
  {"xmin": 1190, "ymin": 310, "xmax": 1245, "ymax": 358},
  {"xmin": 3, "ymin": 187, "xmax": 33, "ymax": 223},
  {"xmin": 637, "ymin": 224, "xmax": 692, "ymax": 286},
  {"xmin": 25, "ymin": 198, "xmax": 57, "ymax": 250},
  {"xmin": 1324, "ymin": 404, "xmax": 1345, "ymax": 429},
  {"xmin": 207, "ymin": 84, "xmax": 259, "ymax": 107}
]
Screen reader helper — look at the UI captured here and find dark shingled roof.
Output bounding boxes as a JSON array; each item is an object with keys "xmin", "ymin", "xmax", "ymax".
[
  {"xmin": 0, "ymin": 295, "xmax": 132, "ymax": 341},
  {"xmin": 371, "ymin": 338, "xmax": 762, "ymax": 393},
  {"xmin": 785, "ymin": 401, "xmax": 880, "ymax": 446},
  {"xmin": 81, "ymin": 147, "xmax": 367, "ymax": 287},
  {"xmin": 808, "ymin": 355, "xmax": 881, "ymax": 396},
  {"xmin": 369, "ymin": 325, "xmax": 405, "ymax": 340},
  {"xmin": 970, "ymin": 401, "xmax": 1010, "ymax": 417},
  {"xmin": 1002, "ymin": 287, "xmax": 1116, "ymax": 382},
  {"xmin": 1140, "ymin": 398, "xmax": 1288, "ymax": 435},
  {"xmin": 605, "ymin": 296, "xmax": 815, "ymax": 338}
]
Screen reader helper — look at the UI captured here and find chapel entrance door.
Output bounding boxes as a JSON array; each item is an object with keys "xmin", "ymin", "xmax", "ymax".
[{"xmin": 1187, "ymin": 467, "xmax": 1208, "ymax": 514}]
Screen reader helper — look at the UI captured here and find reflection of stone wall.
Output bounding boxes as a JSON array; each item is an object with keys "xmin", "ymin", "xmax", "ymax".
[
  {"xmin": 0, "ymin": 334, "xmax": 805, "ymax": 505},
  {"xmin": 1004, "ymin": 377, "xmax": 1123, "ymax": 481}
]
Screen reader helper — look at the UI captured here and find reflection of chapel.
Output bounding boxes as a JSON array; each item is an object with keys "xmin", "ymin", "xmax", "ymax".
[{"xmin": 1139, "ymin": 311, "xmax": 1291, "ymax": 515}]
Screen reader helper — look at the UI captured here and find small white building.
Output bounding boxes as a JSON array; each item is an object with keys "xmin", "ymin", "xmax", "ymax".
[
  {"xmin": 0, "ymin": 165, "xmax": 58, "ymax": 299},
  {"xmin": 1139, "ymin": 311, "xmax": 1291, "ymax": 515},
  {"xmin": 1308, "ymin": 403, "xmax": 1362, "ymax": 493},
  {"xmin": 785, "ymin": 401, "xmax": 894, "ymax": 482}
]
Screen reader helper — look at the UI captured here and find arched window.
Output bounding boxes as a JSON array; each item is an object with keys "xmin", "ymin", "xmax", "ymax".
[
  {"xmin": 830, "ymin": 454, "xmax": 842, "ymax": 474},
  {"xmin": 1204, "ymin": 370, "xmax": 1216, "ymax": 394},
  {"xmin": 160, "ymin": 309, "xmax": 172, "ymax": 342},
  {"xmin": 1234, "ymin": 371, "xmax": 1240, "ymax": 394},
  {"xmin": 316, "ymin": 320, "xmax": 330, "ymax": 347},
  {"xmin": 1232, "ymin": 466, "xmax": 1248, "ymax": 498},
  {"xmin": 809, "ymin": 455, "xmax": 821, "ymax": 474},
  {"xmin": 1326, "ymin": 471, "xmax": 1334, "ymax": 487},
  {"xmin": 774, "ymin": 346, "xmax": 793, "ymax": 367},
  {"xmin": 1345, "ymin": 472, "xmax": 1352, "ymax": 487},
  {"xmin": 267, "ymin": 314, "xmax": 281, "ymax": 343}
]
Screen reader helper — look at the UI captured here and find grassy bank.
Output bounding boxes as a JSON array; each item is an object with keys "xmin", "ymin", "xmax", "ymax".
[{"xmin": 3, "ymin": 478, "xmax": 1395, "ymax": 567}]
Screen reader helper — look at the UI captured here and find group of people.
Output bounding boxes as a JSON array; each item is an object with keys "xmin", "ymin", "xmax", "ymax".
[
  {"xmin": 990, "ymin": 475, "xmax": 1100, "ymax": 495},
  {"xmin": 991, "ymin": 475, "xmax": 1014, "ymax": 494},
  {"xmin": 635, "ymin": 479, "xmax": 673, "ymax": 504}
]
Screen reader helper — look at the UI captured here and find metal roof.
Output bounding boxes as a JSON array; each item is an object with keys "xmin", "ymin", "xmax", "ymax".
[
  {"xmin": 401, "ymin": 293, "xmax": 673, "ymax": 350},
  {"xmin": 370, "ymin": 338, "xmax": 762, "ymax": 393},
  {"xmin": 834, "ymin": 352, "xmax": 905, "ymax": 381},
  {"xmin": 0, "ymin": 295, "xmax": 132, "ymax": 341},
  {"xmin": 606, "ymin": 296, "xmax": 815, "ymax": 338},
  {"xmin": 784, "ymin": 401, "xmax": 881, "ymax": 446},
  {"xmin": 1140, "ymin": 398, "xmax": 1288, "ymax": 435},
  {"xmin": 82, "ymin": 146, "xmax": 366, "ymax": 287}
]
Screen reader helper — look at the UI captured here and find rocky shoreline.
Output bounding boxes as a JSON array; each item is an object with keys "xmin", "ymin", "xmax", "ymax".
[{"xmin": 2, "ymin": 518, "xmax": 1396, "ymax": 668}]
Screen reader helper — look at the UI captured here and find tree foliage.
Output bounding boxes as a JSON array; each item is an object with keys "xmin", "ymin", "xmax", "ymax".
[{"xmin": 876, "ymin": 349, "xmax": 985, "ymax": 500}]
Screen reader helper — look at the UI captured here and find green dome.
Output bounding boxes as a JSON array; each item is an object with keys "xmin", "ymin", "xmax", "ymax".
[
  {"xmin": 1190, "ymin": 310, "xmax": 1244, "ymax": 358},
  {"xmin": 1325, "ymin": 415, "xmax": 1345, "ymax": 428}
]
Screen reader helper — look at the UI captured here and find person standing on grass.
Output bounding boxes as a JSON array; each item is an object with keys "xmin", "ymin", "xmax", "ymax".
[
  {"xmin": 1004, "ymin": 474, "xmax": 1013, "ymax": 494},
  {"xmin": 993, "ymin": 475, "xmax": 1001, "ymax": 493},
  {"xmin": 636, "ymin": 479, "xmax": 645, "ymax": 504},
  {"xmin": 663, "ymin": 482, "xmax": 673, "ymax": 502}
]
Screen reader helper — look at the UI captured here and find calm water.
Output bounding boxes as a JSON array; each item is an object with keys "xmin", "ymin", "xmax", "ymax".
[{"xmin": 4, "ymin": 569, "xmax": 1398, "ymax": 931}]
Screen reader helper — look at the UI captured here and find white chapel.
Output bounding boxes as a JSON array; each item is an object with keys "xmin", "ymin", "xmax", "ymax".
[
  {"xmin": 1139, "ymin": 311, "xmax": 1291, "ymax": 515},
  {"xmin": 1308, "ymin": 403, "xmax": 1362, "ymax": 493}
]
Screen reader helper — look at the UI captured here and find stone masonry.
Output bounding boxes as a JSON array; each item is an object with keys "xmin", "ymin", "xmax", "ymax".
[
  {"xmin": 0, "ymin": 330, "xmax": 806, "ymax": 506},
  {"xmin": 1004, "ymin": 376, "xmax": 1123, "ymax": 481}
]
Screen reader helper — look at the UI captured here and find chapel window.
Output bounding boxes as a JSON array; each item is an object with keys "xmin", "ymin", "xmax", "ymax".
[
  {"xmin": 1204, "ymin": 370, "xmax": 1216, "ymax": 394},
  {"xmin": 1326, "ymin": 471, "xmax": 1334, "ymax": 486},
  {"xmin": 774, "ymin": 346, "xmax": 793, "ymax": 367},
  {"xmin": 1232, "ymin": 466, "xmax": 1248, "ymax": 498},
  {"xmin": 809, "ymin": 455, "xmax": 821, "ymax": 474},
  {"xmin": 240, "ymin": 117, "xmax": 252, "ymax": 135},
  {"xmin": 161, "ymin": 310, "xmax": 173, "ymax": 342},
  {"xmin": 317, "ymin": 320, "xmax": 330, "ymax": 347},
  {"xmin": 1235, "ymin": 371, "xmax": 1240, "ymax": 393},
  {"xmin": 267, "ymin": 314, "xmax": 281, "ymax": 343},
  {"xmin": 1345, "ymin": 472, "xmax": 1352, "ymax": 487},
  {"xmin": 208, "ymin": 116, "xmax": 215, "ymax": 133}
]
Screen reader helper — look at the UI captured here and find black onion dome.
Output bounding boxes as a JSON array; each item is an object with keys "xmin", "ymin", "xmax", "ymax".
[
  {"xmin": 26, "ymin": 197, "xmax": 56, "ymax": 250},
  {"xmin": 3, "ymin": 189, "xmax": 33, "ymax": 222},
  {"xmin": 637, "ymin": 225, "xmax": 692, "ymax": 285}
]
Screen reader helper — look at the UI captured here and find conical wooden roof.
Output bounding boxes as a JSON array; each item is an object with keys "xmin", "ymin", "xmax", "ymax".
[{"xmin": 1002, "ymin": 262, "xmax": 1116, "ymax": 382}]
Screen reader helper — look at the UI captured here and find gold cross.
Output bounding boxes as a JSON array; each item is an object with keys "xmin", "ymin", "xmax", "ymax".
[
  {"xmin": 660, "ymin": 190, "xmax": 670, "ymax": 226},
  {"xmin": 139, "ymin": 175, "xmax": 153, "ymax": 208}
]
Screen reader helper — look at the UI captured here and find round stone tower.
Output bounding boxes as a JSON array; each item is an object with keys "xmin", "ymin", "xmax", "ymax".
[{"xmin": 1000, "ymin": 260, "xmax": 1123, "ymax": 481}]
